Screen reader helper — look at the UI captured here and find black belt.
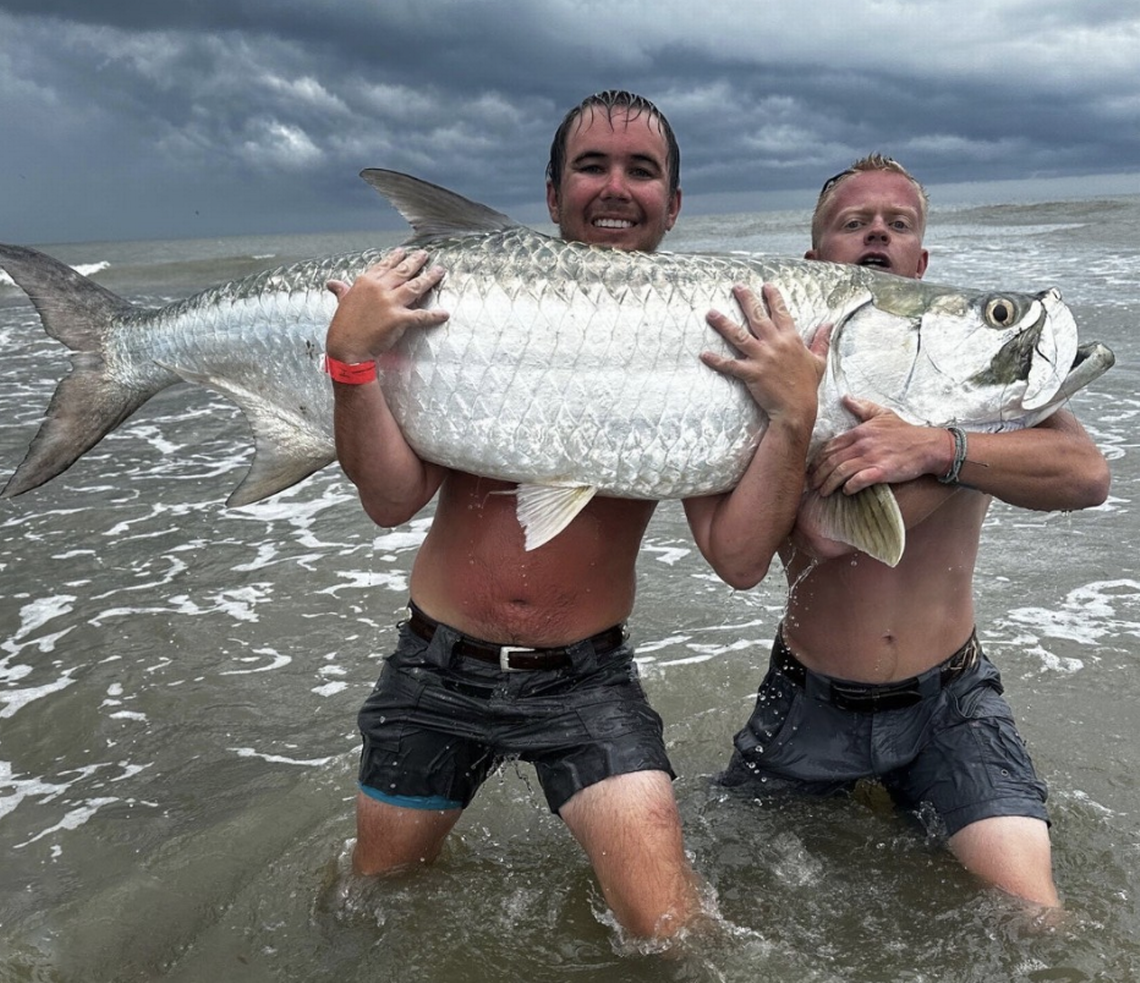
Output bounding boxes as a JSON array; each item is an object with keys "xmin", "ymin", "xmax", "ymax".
[
  {"xmin": 406, "ymin": 603, "xmax": 626, "ymax": 672},
  {"xmin": 775, "ymin": 631, "xmax": 980, "ymax": 713}
]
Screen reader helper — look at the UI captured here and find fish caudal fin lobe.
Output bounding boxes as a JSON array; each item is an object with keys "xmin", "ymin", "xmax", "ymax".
[
  {"xmin": 0, "ymin": 243, "xmax": 171, "ymax": 499},
  {"xmin": 167, "ymin": 365, "xmax": 336, "ymax": 506},
  {"xmin": 513, "ymin": 483, "xmax": 599, "ymax": 551},
  {"xmin": 360, "ymin": 169, "xmax": 520, "ymax": 243},
  {"xmin": 800, "ymin": 484, "xmax": 906, "ymax": 567}
]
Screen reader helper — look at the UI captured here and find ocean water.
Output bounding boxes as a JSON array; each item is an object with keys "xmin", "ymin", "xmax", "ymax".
[{"xmin": 2, "ymin": 193, "xmax": 1139, "ymax": 982}]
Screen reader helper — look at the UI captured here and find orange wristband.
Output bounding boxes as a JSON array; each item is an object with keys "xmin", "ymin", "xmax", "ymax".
[{"xmin": 322, "ymin": 354, "xmax": 378, "ymax": 385}]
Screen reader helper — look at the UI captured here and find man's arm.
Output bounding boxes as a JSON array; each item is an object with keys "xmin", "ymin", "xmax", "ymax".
[
  {"xmin": 325, "ymin": 249, "xmax": 451, "ymax": 526},
  {"xmin": 810, "ymin": 397, "xmax": 1110, "ymax": 511},
  {"xmin": 684, "ymin": 284, "xmax": 827, "ymax": 589}
]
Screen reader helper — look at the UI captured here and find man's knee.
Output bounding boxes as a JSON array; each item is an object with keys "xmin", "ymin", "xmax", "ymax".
[{"xmin": 560, "ymin": 771, "xmax": 701, "ymax": 940}]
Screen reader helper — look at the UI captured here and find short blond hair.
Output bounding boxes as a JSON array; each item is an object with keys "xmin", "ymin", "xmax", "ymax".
[{"xmin": 811, "ymin": 154, "xmax": 929, "ymax": 249}]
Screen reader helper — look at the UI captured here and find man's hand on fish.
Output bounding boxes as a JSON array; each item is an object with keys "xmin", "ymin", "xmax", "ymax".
[
  {"xmin": 701, "ymin": 283, "xmax": 829, "ymax": 427},
  {"xmin": 326, "ymin": 247, "xmax": 449, "ymax": 360},
  {"xmin": 810, "ymin": 395, "xmax": 950, "ymax": 496}
]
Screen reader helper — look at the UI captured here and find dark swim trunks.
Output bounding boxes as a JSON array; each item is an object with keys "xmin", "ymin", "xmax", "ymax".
[
  {"xmin": 718, "ymin": 628, "xmax": 1048, "ymax": 837},
  {"xmin": 357, "ymin": 605, "xmax": 673, "ymax": 814}
]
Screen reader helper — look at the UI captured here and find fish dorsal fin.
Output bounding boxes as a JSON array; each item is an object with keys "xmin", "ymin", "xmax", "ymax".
[
  {"xmin": 511, "ymin": 483, "xmax": 599, "ymax": 551},
  {"xmin": 799, "ymin": 485, "xmax": 906, "ymax": 567},
  {"xmin": 361, "ymin": 168, "xmax": 519, "ymax": 243}
]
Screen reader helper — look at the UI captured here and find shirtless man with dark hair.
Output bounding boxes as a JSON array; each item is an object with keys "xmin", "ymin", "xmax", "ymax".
[{"xmin": 323, "ymin": 90, "xmax": 823, "ymax": 939}]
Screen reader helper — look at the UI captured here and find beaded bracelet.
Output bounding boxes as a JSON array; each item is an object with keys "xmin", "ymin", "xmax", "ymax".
[{"xmin": 938, "ymin": 426, "xmax": 968, "ymax": 484}]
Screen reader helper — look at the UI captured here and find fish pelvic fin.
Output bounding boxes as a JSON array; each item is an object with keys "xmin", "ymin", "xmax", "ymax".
[
  {"xmin": 0, "ymin": 243, "xmax": 172, "ymax": 499},
  {"xmin": 801, "ymin": 484, "xmax": 906, "ymax": 567},
  {"xmin": 360, "ymin": 169, "xmax": 520, "ymax": 243},
  {"xmin": 164, "ymin": 364, "xmax": 337, "ymax": 506},
  {"xmin": 513, "ymin": 483, "xmax": 599, "ymax": 551}
]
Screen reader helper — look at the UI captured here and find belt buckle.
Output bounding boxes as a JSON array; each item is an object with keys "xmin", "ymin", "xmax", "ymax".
[
  {"xmin": 829, "ymin": 681, "xmax": 921, "ymax": 712},
  {"xmin": 942, "ymin": 637, "xmax": 979, "ymax": 683},
  {"xmin": 498, "ymin": 644, "xmax": 537, "ymax": 671}
]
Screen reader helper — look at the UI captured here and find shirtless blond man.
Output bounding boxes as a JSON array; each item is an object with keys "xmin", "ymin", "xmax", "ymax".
[
  {"xmin": 719, "ymin": 155, "xmax": 1110, "ymax": 908},
  {"xmin": 323, "ymin": 91, "xmax": 822, "ymax": 940}
]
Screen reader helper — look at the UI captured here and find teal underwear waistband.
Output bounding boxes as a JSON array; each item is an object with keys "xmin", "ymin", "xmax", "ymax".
[{"xmin": 359, "ymin": 782, "xmax": 462, "ymax": 811}]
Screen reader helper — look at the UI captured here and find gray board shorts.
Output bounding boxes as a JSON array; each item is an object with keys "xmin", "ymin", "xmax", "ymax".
[
  {"xmin": 719, "ymin": 627, "xmax": 1049, "ymax": 838},
  {"xmin": 357, "ymin": 606, "xmax": 673, "ymax": 814}
]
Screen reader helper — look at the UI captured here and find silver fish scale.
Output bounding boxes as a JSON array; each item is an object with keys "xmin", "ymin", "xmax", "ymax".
[
  {"xmin": 111, "ymin": 272, "xmax": 341, "ymax": 444},
  {"xmin": 381, "ymin": 230, "xmax": 851, "ymax": 498}
]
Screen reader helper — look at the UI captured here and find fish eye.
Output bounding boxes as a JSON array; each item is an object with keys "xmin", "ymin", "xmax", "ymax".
[{"xmin": 985, "ymin": 297, "xmax": 1017, "ymax": 327}]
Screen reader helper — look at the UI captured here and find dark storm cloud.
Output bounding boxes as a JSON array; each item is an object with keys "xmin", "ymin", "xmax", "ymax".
[{"xmin": 1, "ymin": 1, "xmax": 1137, "ymax": 243}]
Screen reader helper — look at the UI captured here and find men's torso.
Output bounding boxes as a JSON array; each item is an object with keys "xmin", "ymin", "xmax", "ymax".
[
  {"xmin": 779, "ymin": 488, "xmax": 992, "ymax": 682},
  {"xmin": 409, "ymin": 471, "xmax": 656, "ymax": 646}
]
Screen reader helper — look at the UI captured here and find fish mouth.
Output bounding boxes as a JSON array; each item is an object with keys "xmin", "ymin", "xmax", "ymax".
[
  {"xmin": 1024, "ymin": 289, "xmax": 1080, "ymax": 409},
  {"xmin": 1014, "ymin": 340, "xmax": 1116, "ymax": 427},
  {"xmin": 1059, "ymin": 341, "xmax": 1115, "ymax": 398}
]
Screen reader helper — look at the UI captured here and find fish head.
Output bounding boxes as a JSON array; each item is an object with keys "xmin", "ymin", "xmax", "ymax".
[
  {"xmin": 828, "ymin": 280, "xmax": 1080, "ymax": 428},
  {"xmin": 963, "ymin": 287, "xmax": 1078, "ymax": 413}
]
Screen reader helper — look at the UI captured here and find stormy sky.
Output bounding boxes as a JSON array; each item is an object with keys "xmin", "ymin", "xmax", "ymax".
[{"xmin": 1, "ymin": 1, "xmax": 1137, "ymax": 244}]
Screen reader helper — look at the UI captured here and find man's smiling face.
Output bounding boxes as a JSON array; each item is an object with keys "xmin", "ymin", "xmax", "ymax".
[{"xmin": 546, "ymin": 106, "xmax": 681, "ymax": 253}]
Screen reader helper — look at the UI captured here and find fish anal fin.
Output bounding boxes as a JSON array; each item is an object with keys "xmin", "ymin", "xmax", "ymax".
[
  {"xmin": 513, "ymin": 483, "xmax": 599, "ymax": 551},
  {"xmin": 165, "ymin": 364, "xmax": 336, "ymax": 505},
  {"xmin": 227, "ymin": 442, "xmax": 337, "ymax": 507},
  {"xmin": 802, "ymin": 484, "xmax": 906, "ymax": 567}
]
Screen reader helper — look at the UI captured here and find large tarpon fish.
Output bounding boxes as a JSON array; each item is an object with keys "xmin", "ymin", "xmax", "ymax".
[{"xmin": 0, "ymin": 170, "xmax": 1114, "ymax": 566}]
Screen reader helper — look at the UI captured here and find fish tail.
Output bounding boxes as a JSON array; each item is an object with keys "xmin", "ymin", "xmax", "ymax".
[{"xmin": 0, "ymin": 243, "xmax": 170, "ymax": 498}]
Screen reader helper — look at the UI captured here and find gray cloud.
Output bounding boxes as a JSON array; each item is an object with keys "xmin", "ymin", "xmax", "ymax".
[{"xmin": 1, "ymin": 1, "xmax": 1137, "ymax": 243}]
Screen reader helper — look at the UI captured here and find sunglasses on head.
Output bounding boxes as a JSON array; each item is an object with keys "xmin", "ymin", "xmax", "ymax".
[{"xmin": 818, "ymin": 158, "xmax": 901, "ymax": 197}]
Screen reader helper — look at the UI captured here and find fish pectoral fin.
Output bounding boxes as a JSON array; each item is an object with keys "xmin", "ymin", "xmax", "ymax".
[
  {"xmin": 163, "ymin": 364, "xmax": 336, "ymax": 505},
  {"xmin": 513, "ymin": 483, "xmax": 599, "ymax": 551},
  {"xmin": 803, "ymin": 484, "xmax": 906, "ymax": 567}
]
